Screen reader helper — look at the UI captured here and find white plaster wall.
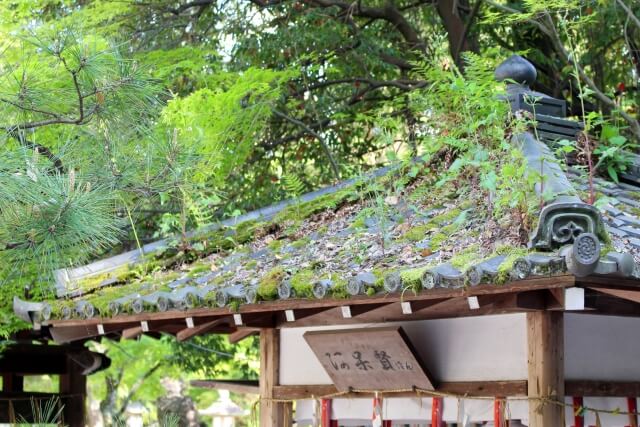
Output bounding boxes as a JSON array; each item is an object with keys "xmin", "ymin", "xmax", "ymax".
[
  {"xmin": 279, "ymin": 313, "xmax": 528, "ymax": 385},
  {"xmin": 565, "ymin": 313, "xmax": 640, "ymax": 380}
]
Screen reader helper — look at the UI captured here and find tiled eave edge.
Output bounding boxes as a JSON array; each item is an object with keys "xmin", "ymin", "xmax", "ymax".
[{"xmin": 47, "ymin": 275, "xmax": 576, "ymax": 335}]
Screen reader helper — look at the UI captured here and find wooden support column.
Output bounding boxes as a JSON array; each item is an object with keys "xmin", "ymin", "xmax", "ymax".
[
  {"xmin": 527, "ymin": 311, "xmax": 564, "ymax": 426},
  {"xmin": 2, "ymin": 373, "xmax": 23, "ymax": 392},
  {"xmin": 260, "ymin": 328, "xmax": 291, "ymax": 426},
  {"xmin": 60, "ymin": 354, "xmax": 86, "ymax": 427}
]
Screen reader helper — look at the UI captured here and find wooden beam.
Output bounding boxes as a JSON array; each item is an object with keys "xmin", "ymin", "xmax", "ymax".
[
  {"xmin": 566, "ymin": 380, "xmax": 640, "ymax": 397},
  {"xmin": 121, "ymin": 326, "xmax": 143, "ymax": 339},
  {"xmin": 527, "ymin": 311, "xmax": 564, "ymax": 426},
  {"xmin": 584, "ymin": 288, "xmax": 640, "ymax": 317},
  {"xmin": 176, "ymin": 318, "xmax": 229, "ymax": 342},
  {"xmin": 190, "ymin": 379, "xmax": 259, "ymax": 394},
  {"xmin": 228, "ymin": 328, "xmax": 259, "ymax": 344},
  {"xmin": 260, "ymin": 329, "xmax": 286, "ymax": 427},
  {"xmin": 273, "ymin": 381, "xmax": 528, "ymax": 400},
  {"xmin": 588, "ymin": 287, "xmax": 640, "ymax": 304},
  {"xmin": 269, "ymin": 380, "xmax": 640, "ymax": 400}
]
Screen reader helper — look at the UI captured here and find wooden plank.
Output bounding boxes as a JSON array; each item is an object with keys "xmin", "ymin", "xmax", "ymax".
[
  {"xmin": 260, "ymin": 329, "xmax": 283, "ymax": 427},
  {"xmin": 527, "ymin": 311, "xmax": 564, "ymax": 426},
  {"xmin": 190, "ymin": 379, "xmax": 259, "ymax": 394},
  {"xmin": 272, "ymin": 381, "xmax": 528, "ymax": 399},
  {"xmin": 228, "ymin": 328, "xmax": 259, "ymax": 344},
  {"xmin": 304, "ymin": 326, "xmax": 434, "ymax": 392}
]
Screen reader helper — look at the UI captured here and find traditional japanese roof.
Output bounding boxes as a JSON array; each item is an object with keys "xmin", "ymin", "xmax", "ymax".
[{"xmin": 14, "ymin": 56, "xmax": 640, "ymax": 342}]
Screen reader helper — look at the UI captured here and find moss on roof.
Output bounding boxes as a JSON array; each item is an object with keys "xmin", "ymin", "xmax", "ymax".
[{"xmin": 40, "ymin": 162, "xmax": 640, "ymax": 321}]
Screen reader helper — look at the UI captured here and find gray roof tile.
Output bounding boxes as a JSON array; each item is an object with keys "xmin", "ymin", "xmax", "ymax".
[{"xmin": 606, "ymin": 226, "xmax": 628, "ymax": 238}]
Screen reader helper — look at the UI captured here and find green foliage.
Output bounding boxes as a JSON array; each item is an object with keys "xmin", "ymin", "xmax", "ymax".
[
  {"xmin": 161, "ymin": 67, "xmax": 297, "ymax": 186},
  {"xmin": 170, "ymin": 335, "xmax": 259, "ymax": 379},
  {"xmin": 88, "ymin": 334, "xmax": 258, "ymax": 425},
  {"xmin": 595, "ymin": 124, "xmax": 638, "ymax": 183},
  {"xmin": 281, "ymin": 173, "xmax": 305, "ymax": 199},
  {"xmin": 413, "ymin": 52, "xmax": 537, "ymax": 226}
]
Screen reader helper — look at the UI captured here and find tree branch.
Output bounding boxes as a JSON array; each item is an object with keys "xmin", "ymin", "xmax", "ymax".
[
  {"xmin": 542, "ymin": 12, "xmax": 640, "ymax": 140},
  {"xmin": 304, "ymin": 0, "xmax": 427, "ymax": 52},
  {"xmin": 271, "ymin": 108, "xmax": 340, "ymax": 179},
  {"xmin": 616, "ymin": 0, "xmax": 640, "ymax": 31},
  {"xmin": 114, "ymin": 362, "xmax": 163, "ymax": 420}
]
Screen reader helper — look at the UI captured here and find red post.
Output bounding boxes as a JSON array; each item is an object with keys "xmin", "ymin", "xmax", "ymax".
[
  {"xmin": 431, "ymin": 397, "xmax": 443, "ymax": 427},
  {"xmin": 627, "ymin": 397, "xmax": 638, "ymax": 427},
  {"xmin": 382, "ymin": 421, "xmax": 393, "ymax": 427},
  {"xmin": 573, "ymin": 396, "xmax": 584, "ymax": 427},
  {"xmin": 494, "ymin": 397, "xmax": 506, "ymax": 427},
  {"xmin": 321, "ymin": 399, "xmax": 332, "ymax": 427}
]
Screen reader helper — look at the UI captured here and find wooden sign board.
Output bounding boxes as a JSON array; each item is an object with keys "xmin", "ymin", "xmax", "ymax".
[{"xmin": 303, "ymin": 326, "xmax": 434, "ymax": 391}]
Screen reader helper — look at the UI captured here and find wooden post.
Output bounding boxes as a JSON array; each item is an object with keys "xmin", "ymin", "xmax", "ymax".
[
  {"xmin": 59, "ymin": 354, "xmax": 86, "ymax": 427},
  {"xmin": 2, "ymin": 373, "xmax": 23, "ymax": 392},
  {"xmin": 527, "ymin": 311, "xmax": 564, "ymax": 426},
  {"xmin": 260, "ymin": 328, "xmax": 290, "ymax": 426}
]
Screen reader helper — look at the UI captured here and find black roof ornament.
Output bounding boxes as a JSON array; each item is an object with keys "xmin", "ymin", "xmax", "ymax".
[
  {"xmin": 494, "ymin": 54, "xmax": 537, "ymax": 86},
  {"xmin": 496, "ymin": 56, "xmax": 612, "ymax": 276},
  {"xmin": 496, "ymin": 55, "xmax": 567, "ymax": 120}
]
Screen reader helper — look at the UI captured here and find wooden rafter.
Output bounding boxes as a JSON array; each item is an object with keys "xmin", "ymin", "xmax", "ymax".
[
  {"xmin": 228, "ymin": 328, "xmax": 259, "ymax": 344},
  {"xmin": 176, "ymin": 318, "xmax": 231, "ymax": 342}
]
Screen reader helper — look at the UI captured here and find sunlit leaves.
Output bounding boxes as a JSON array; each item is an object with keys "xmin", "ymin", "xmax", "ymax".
[{"xmin": 161, "ymin": 67, "xmax": 297, "ymax": 185}]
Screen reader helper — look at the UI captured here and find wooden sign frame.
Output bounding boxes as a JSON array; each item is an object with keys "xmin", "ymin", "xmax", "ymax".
[{"xmin": 303, "ymin": 326, "xmax": 435, "ymax": 391}]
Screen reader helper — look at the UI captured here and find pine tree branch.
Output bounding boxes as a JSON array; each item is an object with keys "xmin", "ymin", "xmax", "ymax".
[{"xmin": 8, "ymin": 131, "xmax": 65, "ymax": 173}]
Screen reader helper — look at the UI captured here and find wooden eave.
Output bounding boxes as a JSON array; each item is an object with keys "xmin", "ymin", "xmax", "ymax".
[{"xmin": 40, "ymin": 274, "xmax": 640, "ymax": 344}]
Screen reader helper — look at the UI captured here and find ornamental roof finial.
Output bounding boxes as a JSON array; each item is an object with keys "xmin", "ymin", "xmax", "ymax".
[{"xmin": 494, "ymin": 54, "xmax": 537, "ymax": 87}]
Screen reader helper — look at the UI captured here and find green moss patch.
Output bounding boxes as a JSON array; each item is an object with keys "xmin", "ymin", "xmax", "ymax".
[
  {"xmin": 290, "ymin": 269, "xmax": 315, "ymax": 298},
  {"xmin": 257, "ymin": 267, "xmax": 287, "ymax": 300},
  {"xmin": 450, "ymin": 244, "xmax": 482, "ymax": 270}
]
